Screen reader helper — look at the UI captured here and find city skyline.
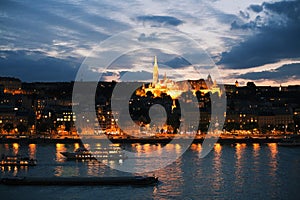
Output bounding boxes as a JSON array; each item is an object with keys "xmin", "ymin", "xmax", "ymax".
[
  {"xmin": 1, "ymin": 1, "xmax": 300, "ymax": 198},
  {"xmin": 0, "ymin": 0, "xmax": 299, "ymax": 86}
]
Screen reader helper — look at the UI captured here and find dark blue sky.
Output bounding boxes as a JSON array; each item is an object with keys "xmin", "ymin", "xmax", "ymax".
[{"xmin": 0, "ymin": 0, "xmax": 299, "ymax": 85}]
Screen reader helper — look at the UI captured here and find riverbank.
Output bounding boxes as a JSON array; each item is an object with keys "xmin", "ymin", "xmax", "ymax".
[{"xmin": 0, "ymin": 135, "xmax": 290, "ymax": 144}]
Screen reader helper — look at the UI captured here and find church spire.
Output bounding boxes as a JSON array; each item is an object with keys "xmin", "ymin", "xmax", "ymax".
[{"xmin": 153, "ymin": 56, "xmax": 159, "ymax": 86}]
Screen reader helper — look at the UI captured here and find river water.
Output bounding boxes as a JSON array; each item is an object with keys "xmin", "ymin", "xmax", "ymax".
[{"xmin": 0, "ymin": 142, "xmax": 299, "ymax": 200}]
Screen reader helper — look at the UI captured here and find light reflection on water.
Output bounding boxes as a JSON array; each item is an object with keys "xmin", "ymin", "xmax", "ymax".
[
  {"xmin": 0, "ymin": 142, "xmax": 299, "ymax": 199},
  {"xmin": 55, "ymin": 143, "xmax": 67, "ymax": 163},
  {"xmin": 234, "ymin": 143, "xmax": 246, "ymax": 190},
  {"xmin": 267, "ymin": 143, "xmax": 279, "ymax": 194},
  {"xmin": 212, "ymin": 143, "xmax": 222, "ymax": 192},
  {"xmin": 28, "ymin": 144, "xmax": 36, "ymax": 159},
  {"xmin": 12, "ymin": 143, "xmax": 19, "ymax": 155}
]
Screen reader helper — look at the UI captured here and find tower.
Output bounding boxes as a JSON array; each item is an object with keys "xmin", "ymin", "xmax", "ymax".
[
  {"xmin": 153, "ymin": 56, "xmax": 159, "ymax": 86},
  {"xmin": 235, "ymin": 80, "xmax": 239, "ymax": 87},
  {"xmin": 206, "ymin": 74, "xmax": 213, "ymax": 88}
]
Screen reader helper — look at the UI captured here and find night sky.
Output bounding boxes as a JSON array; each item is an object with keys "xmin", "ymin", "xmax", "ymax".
[{"xmin": 0, "ymin": 0, "xmax": 299, "ymax": 86}]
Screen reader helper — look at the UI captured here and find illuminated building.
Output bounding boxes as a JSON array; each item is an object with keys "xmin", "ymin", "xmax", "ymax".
[
  {"xmin": 0, "ymin": 77, "xmax": 23, "ymax": 95},
  {"xmin": 139, "ymin": 56, "xmax": 222, "ymax": 101},
  {"xmin": 235, "ymin": 80, "xmax": 239, "ymax": 87}
]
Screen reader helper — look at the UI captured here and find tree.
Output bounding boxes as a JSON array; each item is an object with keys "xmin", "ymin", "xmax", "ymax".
[
  {"xmin": 3, "ymin": 123, "xmax": 14, "ymax": 134},
  {"xmin": 225, "ymin": 122, "xmax": 239, "ymax": 132},
  {"xmin": 38, "ymin": 122, "xmax": 51, "ymax": 133},
  {"xmin": 17, "ymin": 123, "xmax": 28, "ymax": 134},
  {"xmin": 244, "ymin": 122, "xmax": 258, "ymax": 131}
]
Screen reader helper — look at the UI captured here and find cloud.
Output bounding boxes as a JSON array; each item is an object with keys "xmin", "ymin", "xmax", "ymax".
[
  {"xmin": 1, "ymin": 0, "xmax": 298, "ymax": 85},
  {"xmin": 218, "ymin": 0, "xmax": 300, "ymax": 69},
  {"xmin": 163, "ymin": 56, "xmax": 191, "ymax": 69},
  {"xmin": 230, "ymin": 16, "xmax": 261, "ymax": 30},
  {"xmin": 137, "ymin": 33, "xmax": 160, "ymax": 42},
  {"xmin": 248, "ymin": 5, "xmax": 263, "ymax": 13},
  {"xmin": 0, "ymin": 50, "xmax": 81, "ymax": 82},
  {"xmin": 237, "ymin": 63, "xmax": 300, "ymax": 83},
  {"xmin": 136, "ymin": 15, "xmax": 184, "ymax": 27}
]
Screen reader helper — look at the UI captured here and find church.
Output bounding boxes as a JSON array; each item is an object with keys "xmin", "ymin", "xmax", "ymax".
[{"xmin": 137, "ymin": 56, "xmax": 221, "ymax": 99}]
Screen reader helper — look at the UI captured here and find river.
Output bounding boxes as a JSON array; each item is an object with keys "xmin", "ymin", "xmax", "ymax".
[{"xmin": 0, "ymin": 142, "xmax": 299, "ymax": 200}]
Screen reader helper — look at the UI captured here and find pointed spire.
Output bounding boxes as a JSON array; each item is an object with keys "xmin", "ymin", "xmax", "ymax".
[{"xmin": 153, "ymin": 56, "xmax": 159, "ymax": 86}]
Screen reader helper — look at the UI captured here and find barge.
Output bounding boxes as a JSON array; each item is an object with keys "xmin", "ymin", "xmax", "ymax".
[{"xmin": 0, "ymin": 176, "xmax": 158, "ymax": 186}]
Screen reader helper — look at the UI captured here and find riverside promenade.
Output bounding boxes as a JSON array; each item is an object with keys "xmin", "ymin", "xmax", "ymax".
[{"xmin": 0, "ymin": 134, "xmax": 290, "ymax": 144}]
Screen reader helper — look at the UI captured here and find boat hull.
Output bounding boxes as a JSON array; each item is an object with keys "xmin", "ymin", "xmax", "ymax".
[
  {"xmin": 60, "ymin": 152, "xmax": 126, "ymax": 161},
  {"xmin": 277, "ymin": 142, "xmax": 300, "ymax": 147},
  {"xmin": 0, "ymin": 176, "xmax": 158, "ymax": 186}
]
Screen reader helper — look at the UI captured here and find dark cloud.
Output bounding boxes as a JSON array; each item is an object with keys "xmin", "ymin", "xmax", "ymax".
[
  {"xmin": 0, "ymin": 50, "xmax": 81, "ymax": 82},
  {"xmin": 230, "ymin": 15, "xmax": 262, "ymax": 30},
  {"xmin": 239, "ymin": 10, "xmax": 250, "ymax": 19},
  {"xmin": 219, "ymin": 0, "xmax": 300, "ymax": 69},
  {"xmin": 237, "ymin": 63, "xmax": 300, "ymax": 82},
  {"xmin": 136, "ymin": 15, "xmax": 184, "ymax": 26},
  {"xmin": 248, "ymin": 5, "xmax": 263, "ymax": 13},
  {"xmin": 0, "ymin": 0, "xmax": 133, "ymax": 82},
  {"xmin": 0, "ymin": 0, "xmax": 111, "ymax": 47},
  {"xmin": 137, "ymin": 33, "xmax": 159, "ymax": 42},
  {"xmin": 263, "ymin": 1, "xmax": 300, "ymax": 20},
  {"xmin": 163, "ymin": 57, "xmax": 191, "ymax": 69}
]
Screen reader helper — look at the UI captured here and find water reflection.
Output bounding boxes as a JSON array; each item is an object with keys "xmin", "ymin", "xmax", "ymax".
[
  {"xmin": 252, "ymin": 143, "xmax": 260, "ymax": 181},
  {"xmin": 253, "ymin": 143, "xmax": 260, "ymax": 159},
  {"xmin": 153, "ymin": 155, "xmax": 184, "ymax": 198},
  {"xmin": 0, "ymin": 141, "xmax": 298, "ymax": 200},
  {"xmin": 267, "ymin": 143, "xmax": 278, "ymax": 178},
  {"xmin": 54, "ymin": 165, "xmax": 80, "ymax": 177},
  {"xmin": 74, "ymin": 143, "xmax": 80, "ymax": 151},
  {"xmin": 12, "ymin": 143, "xmax": 19, "ymax": 155},
  {"xmin": 268, "ymin": 143, "xmax": 278, "ymax": 159},
  {"xmin": 28, "ymin": 144, "xmax": 36, "ymax": 159},
  {"xmin": 212, "ymin": 143, "xmax": 223, "ymax": 191},
  {"xmin": 190, "ymin": 143, "xmax": 202, "ymax": 153},
  {"xmin": 3, "ymin": 144, "xmax": 9, "ymax": 153},
  {"xmin": 55, "ymin": 143, "xmax": 67, "ymax": 162},
  {"xmin": 234, "ymin": 143, "xmax": 247, "ymax": 187},
  {"xmin": 87, "ymin": 160, "xmax": 107, "ymax": 176}
]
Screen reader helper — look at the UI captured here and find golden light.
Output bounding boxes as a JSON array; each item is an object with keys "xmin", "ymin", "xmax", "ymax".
[
  {"xmin": 214, "ymin": 143, "xmax": 222, "ymax": 154},
  {"xmin": 235, "ymin": 143, "xmax": 246, "ymax": 160},
  {"xmin": 28, "ymin": 144, "xmax": 36, "ymax": 159},
  {"xmin": 74, "ymin": 143, "xmax": 80, "ymax": 150},
  {"xmin": 135, "ymin": 144, "xmax": 142, "ymax": 154},
  {"xmin": 267, "ymin": 143, "xmax": 278, "ymax": 159},
  {"xmin": 12, "ymin": 143, "xmax": 19, "ymax": 155},
  {"xmin": 167, "ymin": 90, "xmax": 182, "ymax": 100},
  {"xmin": 190, "ymin": 143, "xmax": 202, "ymax": 152},
  {"xmin": 253, "ymin": 143, "xmax": 260, "ymax": 151},
  {"xmin": 175, "ymin": 144, "xmax": 181, "ymax": 154},
  {"xmin": 55, "ymin": 143, "xmax": 66, "ymax": 162}
]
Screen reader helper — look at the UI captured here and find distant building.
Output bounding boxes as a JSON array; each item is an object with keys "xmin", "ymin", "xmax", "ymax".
[
  {"xmin": 257, "ymin": 109, "xmax": 294, "ymax": 129},
  {"xmin": 0, "ymin": 77, "xmax": 22, "ymax": 94},
  {"xmin": 235, "ymin": 80, "xmax": 239, "ymax": 87}
]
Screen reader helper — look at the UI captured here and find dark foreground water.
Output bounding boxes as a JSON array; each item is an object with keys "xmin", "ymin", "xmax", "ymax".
[{"xmin": 0, "ymin": 142, "xmax": 299, "ymax": 200}]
